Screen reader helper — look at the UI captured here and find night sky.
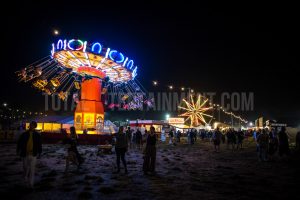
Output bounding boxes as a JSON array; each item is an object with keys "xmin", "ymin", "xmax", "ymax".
[{"xmin": 1, "ymin": 1, "xmax": 299, "ymax": 126}]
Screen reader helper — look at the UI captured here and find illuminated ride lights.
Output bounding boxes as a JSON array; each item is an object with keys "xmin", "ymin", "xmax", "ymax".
[
  {"xmin": 16, "ymin": 39, "xmax": 151, "ymax": 133},
  {"xmin": 178, "ymin": 95, "xmax": 213, "ymax": 127},
  {"xmin": 51, "ymin": 39, "xmax": 138, "ymax": 82}
]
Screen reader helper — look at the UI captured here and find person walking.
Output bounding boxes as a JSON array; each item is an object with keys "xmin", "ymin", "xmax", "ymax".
[
  {"xmin": 257, "ymin": 129, "xmax": 269, "ymax": 161},
  {"xmin": 213, "ymin": 128, "xmax": 222, "ymax": 152},
  {"xmin": 114, "ymin": 126, "xmax": 128, "ymax": 174},
  {"xmin": 70, "ymin": 127, "xmax": 84, "ymax": 164},
  {"xmin": 176, "ymin": 130, "xmax": 181, "ymax": 143},
  {"xmin": 17, "ymin": 121, "xmax": 42, "ymax": 188},
  {"xmin": 278, "ymin": 127, "xmax": 290, "ymax": 158},
  {"xmin": 236, "ymin": 129, "xmax": 244, "ymax": 150},
  {"xmin": 195, "ymin": 129, "xmax": 198, "ymax": 142},
  {"xmin": 201, "ymin": 130, "xmax": 205, "ymax": 140},
  {"xmin": 126, "ymin": 127, "xmax": 132, "ymax": 150},
  {"xmin": 143, "ymin": 126, "xmax": 157, "ymax": 175},
  {"xmin": 254, "ymin": 129, "xmax": 261, "ymax": 156},
  {"xmin": 63, "ymin": 127, "xmax": 83, "ymax": 172},
  {"xmin": 135, "ymin": 128, "xmax": 142, "ymax": 150},
  {"xmin": 268, "ymin": 129, "xmax": 278, "ymax": 161},
  {"xmin": 169, "ymin": 129, "xmax": 174, "ymax": 145},
  {"xmin": 221, "ymin": 131, "xmax": 226, "ymax": 144},
  {"xmin": 296, "ymin": 131, "xmax": 300, "ymax": 152},
  {"xmin": 131, "ymin": 130, "xmax": 136, "ymax": 149},
  {"xmin": 161, "ymin": 129, "xmax": 166, "ymax": 144}
]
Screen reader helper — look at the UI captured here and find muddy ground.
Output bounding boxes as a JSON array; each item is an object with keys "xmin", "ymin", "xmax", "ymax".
[{"xmin": 0, "ymin": 139, "xmax": 299, "ymax": 200}]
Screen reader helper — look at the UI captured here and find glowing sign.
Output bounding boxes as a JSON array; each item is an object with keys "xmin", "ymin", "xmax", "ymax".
[
  {"xmin": 126, "ymin": 60, "xmax": 134, "ymax": 69},
  {"xmin": 123, "ymin": 57, "xmax": 128, "ymax": 67},
  {"xmin": 132, "ymin": 66, "xmax": 137, "ymax": 79},
  {"xmin": 105, "ymin": 48, "xmax": 110, "ymax": 58},
  {"xmin": 91, "ymin": 42, "xmax": 102, "ymax": 54},
  {"xmin": 63, "ymin": 40, "xmax": 67, "ymax": 50},
  {"xmin": 109, "ymin": 50, "xmax": 125, "ymax": 63},
  {"xmin": 168, "ymin": 118, "xmax": 184, "ymax": 124},
  {"xmin": 51, "ymin": 43, "xmax": 55, "ymax": 56},
  {"xmin": 57, "ymin": 39, "xmax": 63, "ymax": 50},
  {"xmin": 53, "ymin": 39, "xmax": 139, "ymax": 81},
  {"xmin": 67, "ymin": 39, "xmax": 84, "ymax": 51},
  {"xmin": 83, "ymin": 41, "xmax": 87, "ymax": 52}
]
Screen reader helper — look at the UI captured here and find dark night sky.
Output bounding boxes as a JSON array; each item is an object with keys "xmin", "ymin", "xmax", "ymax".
[{"xmin": 1, "ymin": 1, "xmax": 299, "ymax": 125}]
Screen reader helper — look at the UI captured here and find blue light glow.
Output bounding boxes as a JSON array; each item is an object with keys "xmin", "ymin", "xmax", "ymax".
[
  {"xmin": 105, "ymin": 48, "xmax": 110, "ymax": 58},
  {"xmin": 123, "ymin": 57, "xmax": 128, "ymax": 67},
  {"xmin": 132, "ymin": 66, "xmax": 137, "ymax": 79},
  {"xmin": 91, "ymin": 42, "xmax": 102, "ymax": 54},
  {"xmin": 52, "ymin": 39, "xmax": 140, "ymax": 80},
  {"xmin": 51, "ymin": 43, "xmax": 55, "ymax": 56},
  {"xmin": 109, "ymin": 50, "xmax": 125, "ymax": 63},
  {"xmin": 126, "ymin": 60, "xmax": 134, "ymax": 69},
  {"xmin": 83, "ymin": 41, "xmax": 87, "ymax": 52},
  {"xmin": 67, "ymin": 39, "xmax": 84, "ymax": 51},
  {"xmin": 57, "ymin": 39, "xmax": 63, "ymax": 50}
]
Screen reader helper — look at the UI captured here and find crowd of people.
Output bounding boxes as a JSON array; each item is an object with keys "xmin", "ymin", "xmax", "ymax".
[
  {"xmin": 16, "ymin": 121, "xmax": 159, "ymax": 188},
  {"xmin": 15, "ymin": 121, "xmax": 300, "ymax": 189},
  {"xmin": 254, "ymin": 127, "xmax": 291, "ymax": 162}
]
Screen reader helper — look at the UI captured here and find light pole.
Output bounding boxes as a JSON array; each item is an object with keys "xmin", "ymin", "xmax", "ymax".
[
  {"xmin": 166, "ymin": 114, "xmax": 170, "ymax": 121},
  {"xmin": 216, "ymin": 105, "xmax": 221, "ymax": 122},
  {"xmin": 231, "ymin": 113, "xmax": 233, "ymax": 128}
]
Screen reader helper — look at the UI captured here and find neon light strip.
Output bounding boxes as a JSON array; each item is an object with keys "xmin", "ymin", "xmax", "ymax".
[
  {"xmin": 67, "ymin": 51, "xmax": 84, "ymax": 66},
  {"xmin": 96, "ymin": 62, "xmax": 103, "ymax": 69},
  {"xmin": 56, "ymin": 54, "xmax": 80, "ymax": 68},
  {"xmin": 105, "ymin": 48, "xmax": 110, "ymax": 58},
  {"xmin": 67, "ymin": 60, "xmax": 80, "ymax": 68},
  {"xmin": 91, "ymin": 42, "xmax": 102, "ymax": 54},
  {"xmin": 127, "ymin": 60, "xmax": 134, "ymax": 69},
  {"xmin": 132, "ymin": 66, "xmax": 137, "ymax": 79},
  {"xmin": 64, "ymin": 55, "xmax": 80, "ymax": 67},
  {"xmin": 96, "ymin": 56, "xmax": 105, "ymax": 69},
  {"xmin": 57, "ymin": 40, "xmax": 63, "ymax": 49},
  {"xmin": 109, "ymin": 50, "xmax": 125, "ymax": 63},
  {"xmin": 64, "ymin": 40, "xmax": 67, "ymax": 50},
  {"xmin": 84, "ymin": 52, "xmax": 92, "ymax": 67},
  {"xmin": 56, "ymin": 53, "xmax": 73, "ymax": 66},
  {"xmin": 122, "ymin": 57, "xmax": 128, "ymax": 67},
  {"xmin": 51, "ymin": 44, "xmax": 55, "ymax": 56},
  {"xmin": 83, "ymin": 41, "xmax": 87, "ymax": 52},
  {"xmin": 56, "ymin": 53, "xmax": 81, "ymax": 68},
  {"xmin": 67, "ymin": 39, "xmax": 84, "ymax": 51},
  {"xmin": 103, "ymin": 68, "xmax": 113, "ymax": 72},
  {"xmin": 96, "ymin": 47, "xmax": 110, "ymax": 68}
]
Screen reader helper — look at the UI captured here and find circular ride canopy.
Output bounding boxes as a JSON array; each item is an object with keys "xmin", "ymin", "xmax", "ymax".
[{"xmin": 52, "ymin": 39, "xmax": 138, "ymax": 83}]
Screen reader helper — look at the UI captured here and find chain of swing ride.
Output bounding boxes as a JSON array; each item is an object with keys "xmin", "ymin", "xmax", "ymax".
[{"xmin": 16, "ymin": 56, "xmax": 153, "ymax": 110}]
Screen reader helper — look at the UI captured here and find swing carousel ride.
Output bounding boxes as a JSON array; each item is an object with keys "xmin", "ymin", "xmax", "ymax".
[{"xmin": 16, "ymin": 39, "xmax": 153, "ymax": 133}]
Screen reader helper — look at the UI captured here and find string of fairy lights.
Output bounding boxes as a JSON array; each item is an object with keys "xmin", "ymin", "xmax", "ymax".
[
  {"xmin": 210, "ymin": 104, "xmax": 248, "ymax": 123},
  {"xmin": 1, "ymin": 80, "xmax": 248, "ymax": 124},
  {"xmin": 0, "ymin": 102, "xmax": 47, "ymax": 120},
  {"xmin": 151, "ymin": 80, "xmax": 248, "ymax": 124}
]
